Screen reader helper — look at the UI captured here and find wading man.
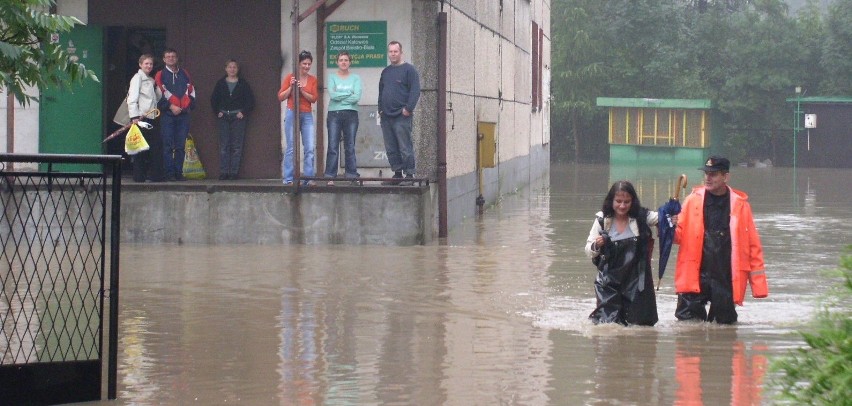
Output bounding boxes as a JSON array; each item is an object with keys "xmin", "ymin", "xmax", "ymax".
[{"xmin": 673, "ymin": 156, "xmax": 768, "ymax": 324}]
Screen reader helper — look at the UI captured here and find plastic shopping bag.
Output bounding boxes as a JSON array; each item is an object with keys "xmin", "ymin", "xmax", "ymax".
[
  {"xmin": 183, "ymin": 134, "xmax": 207, "ymax": 180},
  {"xmin": 124, "ymin": 124, "xmax": 150, "ymax": 155}
]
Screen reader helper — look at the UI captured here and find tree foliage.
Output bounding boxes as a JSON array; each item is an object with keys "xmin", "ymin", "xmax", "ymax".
[
  {"xmin": 551, "ymin": 0, "xmax": 852, "ymax": 164},
  {"xmin": 0, "ymin": 0, "xmax": 98, "ymax": 106}
]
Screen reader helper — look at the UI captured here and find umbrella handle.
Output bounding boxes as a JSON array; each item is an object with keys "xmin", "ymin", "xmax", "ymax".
[
  {"xmin": 673, "ymin": 174, "xmax": 688, "ymax": 200},
  {"xmin": 103, "ymin": 108, "xmax": 160, "ymax": 143}
]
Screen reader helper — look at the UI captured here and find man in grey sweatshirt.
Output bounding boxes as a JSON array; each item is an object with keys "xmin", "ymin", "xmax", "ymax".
[{"xmin": 378, "ymin": 41, "xmax": 421, "ymax": 185}]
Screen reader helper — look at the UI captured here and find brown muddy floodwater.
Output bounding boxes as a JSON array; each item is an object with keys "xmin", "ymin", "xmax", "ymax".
[{"xmin": 85, "ymin": 163, "xmax": 851, "ymax": 405}]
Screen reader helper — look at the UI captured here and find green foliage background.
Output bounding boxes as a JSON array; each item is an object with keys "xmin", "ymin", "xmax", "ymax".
[
  {"xmin": 551, "ymin": 0, "xmax": 852, "ymax": 164},
  {"xmin": 0, "ymin": 0, "xmax": 98, "ymax": 106}
]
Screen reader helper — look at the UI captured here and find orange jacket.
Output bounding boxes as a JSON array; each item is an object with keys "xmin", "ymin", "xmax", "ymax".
[
  {"xmin": 278, "ymin": 73, "xmax": 317, "ymax": 113},
  {"xmin": 674, "ymin": 186, "xmax": 768, "ymax": 305}
]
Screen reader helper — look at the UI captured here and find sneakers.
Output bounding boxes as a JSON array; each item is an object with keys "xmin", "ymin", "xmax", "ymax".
[
  {"xmin": 381, "ymin": 171, "xmax": 403, "ymax": 185},
  {"xmin": 326, "ymin": 180, "xmax": 334, "ymax": 186},
  {"xmin": 398, "ymin": 174, "xmax": 415, "ymax": 186}
]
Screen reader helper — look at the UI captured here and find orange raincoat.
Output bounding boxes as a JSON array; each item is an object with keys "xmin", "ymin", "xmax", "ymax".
[{"xmin": 674, "ymin": 186, "xmax": 768, "ymax": 305}]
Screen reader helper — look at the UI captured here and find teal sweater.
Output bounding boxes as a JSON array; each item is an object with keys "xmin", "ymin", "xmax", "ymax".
[{"xmin": 328, "ymin": 73, "xmax": 362, "ymax": 111}]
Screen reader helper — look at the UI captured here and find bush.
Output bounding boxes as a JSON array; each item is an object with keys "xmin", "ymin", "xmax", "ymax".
[{"xmin": 769, "ymin": 247, "xmax": 852, "ymax": 405}]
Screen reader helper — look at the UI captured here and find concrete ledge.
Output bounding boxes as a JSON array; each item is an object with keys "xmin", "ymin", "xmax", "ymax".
[{"xmin": 119, "ymin": 180, "xmax": 433, "ymax": 245}]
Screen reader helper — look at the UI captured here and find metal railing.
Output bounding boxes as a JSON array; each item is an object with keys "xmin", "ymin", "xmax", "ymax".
[{"xmin": 0, "ymin": 153, "xmax": 121, "ymax": 404}]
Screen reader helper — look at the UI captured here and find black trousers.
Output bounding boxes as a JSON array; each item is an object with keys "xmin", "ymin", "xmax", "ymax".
[
  {"xmin": 131, "ymin": 118, "xmax": 164, "ymax": 182},
  {"xmin": 675, "ymin": 230, "xmax": 737, "ymax": 324}
]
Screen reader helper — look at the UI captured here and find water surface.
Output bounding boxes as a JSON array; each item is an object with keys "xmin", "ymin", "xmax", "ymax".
[{"xmin": 88, "ymin": 163, "xmax": 851, "ymax": 405}]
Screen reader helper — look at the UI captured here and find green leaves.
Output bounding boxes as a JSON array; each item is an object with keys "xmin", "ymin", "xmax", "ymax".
[
  {"xmin": 0, "ymin": 0, "xmax": 97, "ymax": 106},
  {"xmin": 770, "ymin": 248, "xmax": 852, "ymax": 405}
]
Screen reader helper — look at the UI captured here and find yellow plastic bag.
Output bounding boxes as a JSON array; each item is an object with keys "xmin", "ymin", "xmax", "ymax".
[
  {"xmin": 183, "ymin": 134, "xmax": 207, "ymax": 179},
  {"xmin": 124, "ymin": 124, "xmax": 149, "ymax": 155}
]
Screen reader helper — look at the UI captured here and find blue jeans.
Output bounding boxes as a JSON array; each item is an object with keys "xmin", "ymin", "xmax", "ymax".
[
  {"xmin": 324, "ymin": 110, "xmax": 359, "ymax": 178},
  {"xmin": 161, "ymin": 113, "xmax": 190, "ymax": 178},
  {"xmin": 380, "ymin": 113, "xmax": 414, "ymax": 175},
  {"xmin": 218, "ymin": 115, "xmax": 247, "ymax": 176},
  {"xmin": 283, "ymin": 109, "xmax": 315, "ymax": 182}
]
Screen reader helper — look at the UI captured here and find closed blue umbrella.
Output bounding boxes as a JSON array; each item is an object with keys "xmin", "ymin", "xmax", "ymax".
[{"xmin": 656, "ymin": 174, "xmax": 688, "ymax": 290}]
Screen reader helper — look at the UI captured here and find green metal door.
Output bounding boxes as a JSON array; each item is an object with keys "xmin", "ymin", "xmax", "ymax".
[{"xmin": 39, "ymin": 25, "xmax": 104, "ymax": 172}]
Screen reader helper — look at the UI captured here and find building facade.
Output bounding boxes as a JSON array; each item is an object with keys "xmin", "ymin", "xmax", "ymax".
[{"xmin": 0, "ymin": 0, "xmax": 551, "ymax": 232}]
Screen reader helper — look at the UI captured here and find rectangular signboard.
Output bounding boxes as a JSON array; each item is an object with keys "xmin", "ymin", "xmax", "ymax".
[{"xmin": 326, "ymin": 21, "xmax": 387, "ymax": 68}]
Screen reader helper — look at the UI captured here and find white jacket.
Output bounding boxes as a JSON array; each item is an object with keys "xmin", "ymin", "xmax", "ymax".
[
  {"xmin": 584, "ymin": 210, "xmax": 659, "ymax": 258},
  {"xmin": 127, "ymin": 69, "xmax": 161, "ymax": 118}
]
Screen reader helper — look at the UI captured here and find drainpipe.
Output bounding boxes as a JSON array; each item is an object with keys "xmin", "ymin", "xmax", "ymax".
[
  {"xmin": 476, "ymin": 132, "xmax": 484, "ymax": 214},
  {"xmin": 437, "ymin": 12, "xmax": 448, "ymax": 238}
]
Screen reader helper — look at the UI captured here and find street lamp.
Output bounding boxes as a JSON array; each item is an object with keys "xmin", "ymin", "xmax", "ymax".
[{"xmin": 794, "ymin": 86, "xmax": 802, "ymax": 172}]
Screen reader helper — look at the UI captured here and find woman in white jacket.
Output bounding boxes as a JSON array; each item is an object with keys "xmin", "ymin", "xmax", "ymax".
[
  {"xmin": 126, "ymin": 54, "xmax": 163, "ymax": 182},
  {"xmin": 585, "ymin": 180, "xmax": 661, "ymax": 326}
]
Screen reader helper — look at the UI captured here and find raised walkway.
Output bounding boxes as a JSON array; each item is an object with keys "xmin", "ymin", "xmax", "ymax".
[{"xmin": 119, "ymin": 178, "xmax": 434, "ymax": 246}]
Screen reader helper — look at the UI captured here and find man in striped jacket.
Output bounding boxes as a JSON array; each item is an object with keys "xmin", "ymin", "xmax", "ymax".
[{"xmin": 155, "ymin": 48, "xmax": 196, "ymax": 181}]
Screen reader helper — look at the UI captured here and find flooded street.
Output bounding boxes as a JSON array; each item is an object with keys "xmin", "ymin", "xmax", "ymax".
[{"xmin": 90, "ymin": 163, "xmax": 851, "ymax": 405}]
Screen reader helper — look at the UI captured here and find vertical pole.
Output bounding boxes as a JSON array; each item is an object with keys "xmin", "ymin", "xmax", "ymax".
[
  {"xmin": 292, "ymin": 0, "xmax": 302, "ymax": 186},
  {"xmin": 6, "ymin": 94, "xmax": 13, "ymax": 171},
  {"xmin": 107, "ymin": 159, "xmax": 121, "ymax": 400},
  {"xmin": 316, "ymin": 4, "xmax": 326, "ymax": 176},
  {"xmin": 437, "ymin": 12, "xmax": 448, "ymax": 237},
  {"xmin": 794, "ymin": 90, "xmax": 800, "ymax": 172},
  {"xmin": 793, "ymin": 87, "xmax": 801, "ymax": 207}
]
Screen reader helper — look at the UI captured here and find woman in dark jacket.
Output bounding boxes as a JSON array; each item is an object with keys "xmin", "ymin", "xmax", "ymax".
[{"xmin": 210, "ymin": 59, "xmax": 255, "ymax": 180}]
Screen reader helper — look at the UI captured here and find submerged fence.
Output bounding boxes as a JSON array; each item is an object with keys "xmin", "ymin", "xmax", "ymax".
[{"xmin": 0, "ymin": 154, "xmax": 121, "ymax": 404}]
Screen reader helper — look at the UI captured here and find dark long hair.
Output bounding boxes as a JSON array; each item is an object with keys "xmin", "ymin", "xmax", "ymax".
[{"xmin": 601, "ymin": 180, "xmax": 641, "ymax": 219}]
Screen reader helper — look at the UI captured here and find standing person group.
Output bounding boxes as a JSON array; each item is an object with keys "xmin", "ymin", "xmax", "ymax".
[
  {"xmin": 123, "ymin": 41, "xmax": 423, "ymax": 185},
  {"xmin": 583, "ymin": 155, "xmax": 768, "ymax": 327},
  {"xmin": 211, "ymin": 59, "xmax": 255, "ymax": 180},
  {"xmin": 279, "ymin": 40, "xmax": 420, "ymax": 187}
]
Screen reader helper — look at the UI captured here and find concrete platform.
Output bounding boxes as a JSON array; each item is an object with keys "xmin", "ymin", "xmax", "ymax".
[{"xmin": 118, "ymin": 177, "xmax": 434, "ymax": 246}]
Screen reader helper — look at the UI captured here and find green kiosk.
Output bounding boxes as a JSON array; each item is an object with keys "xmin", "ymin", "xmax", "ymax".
[{"xmin": 596, "ymin": 97, "xmax": 722, "ymax": 166}]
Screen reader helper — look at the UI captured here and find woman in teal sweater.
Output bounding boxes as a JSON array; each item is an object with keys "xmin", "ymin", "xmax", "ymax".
[{"xmin": 324, "ymin": 51, "xmax": 363, "ymax": 184}]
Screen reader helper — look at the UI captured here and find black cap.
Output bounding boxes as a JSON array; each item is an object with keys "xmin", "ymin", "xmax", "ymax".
[{"xmin": 699, "ymin": 155, "xmax": 730, "ymax": 172}]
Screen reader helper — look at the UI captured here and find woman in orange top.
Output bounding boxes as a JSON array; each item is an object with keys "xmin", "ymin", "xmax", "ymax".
[{"xmin": 278, "ymin": 50, "xmax": 318, "ymax": 185}]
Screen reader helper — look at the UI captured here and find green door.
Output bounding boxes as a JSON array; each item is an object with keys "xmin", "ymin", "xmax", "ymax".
[{"xmin": 39, "ymin": 25, "xmax": 104, "ymax": 172}]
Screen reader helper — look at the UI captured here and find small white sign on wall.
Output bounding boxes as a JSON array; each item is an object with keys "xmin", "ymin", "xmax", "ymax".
[{"xmin": 804, "ymin": 114, "xmax": 817, "ymax": 129}]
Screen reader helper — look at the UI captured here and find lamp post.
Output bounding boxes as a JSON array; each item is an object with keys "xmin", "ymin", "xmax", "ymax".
[
  {"xmin": 794, "ymin": 86, "xmax": 802, "ymax": 172},
  {"xmin": 793, "ymin": 86, "xmax": 803, "ymax": 207}
]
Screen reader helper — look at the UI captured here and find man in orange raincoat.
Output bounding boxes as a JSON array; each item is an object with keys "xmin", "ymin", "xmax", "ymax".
[{"xmin": 673, "ymin": 156, "xmax": 768, "ymax": 324}]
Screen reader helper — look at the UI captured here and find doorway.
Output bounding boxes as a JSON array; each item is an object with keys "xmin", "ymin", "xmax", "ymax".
[{"xmin": 104, "ymin": 27, "xmax": 167, "ymax": 172}]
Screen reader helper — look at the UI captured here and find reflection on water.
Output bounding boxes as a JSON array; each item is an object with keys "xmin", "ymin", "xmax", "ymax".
[{"xmin": 87, "ymin": 163, "xmax": 851, "ymax": 405}]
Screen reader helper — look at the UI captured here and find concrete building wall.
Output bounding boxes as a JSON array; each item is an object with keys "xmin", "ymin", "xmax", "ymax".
[{"xmin": 442, "ymin": 0, "xmax": 551, "ymax": 226}]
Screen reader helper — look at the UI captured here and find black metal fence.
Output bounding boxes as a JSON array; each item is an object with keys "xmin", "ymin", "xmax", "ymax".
[{"xmin": 0, "ymin": 153, "xmax": 121, "ymax": 405}]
